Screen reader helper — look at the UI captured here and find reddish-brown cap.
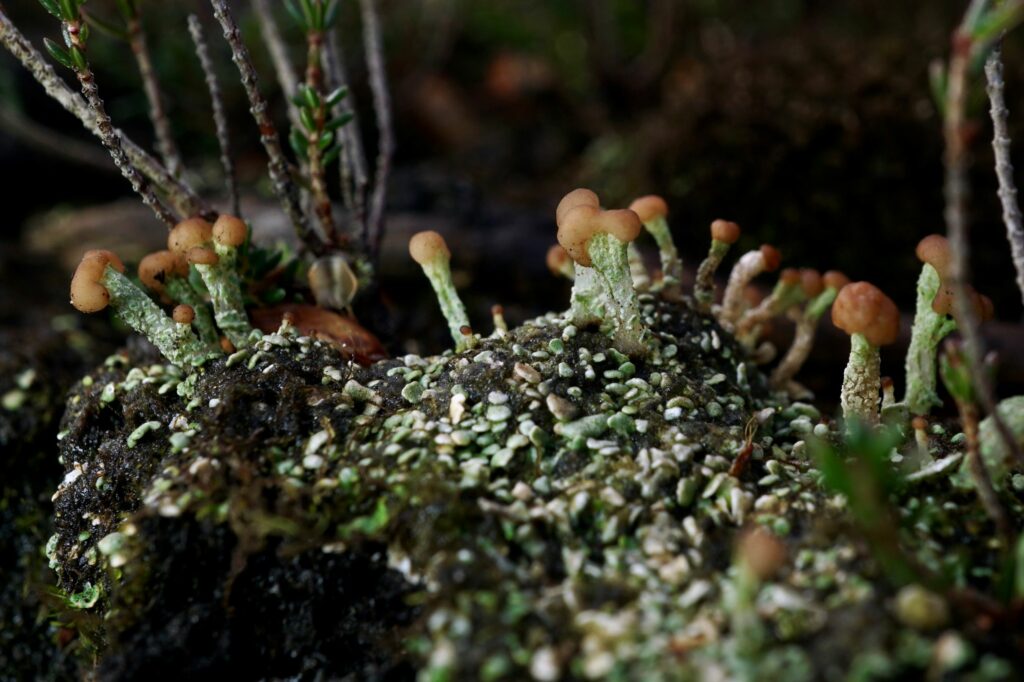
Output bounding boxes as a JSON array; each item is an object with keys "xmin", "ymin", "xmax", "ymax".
[
  {"xmin": 737, "ymin": 527, "xmax": 787, "ymax": 581},
  {"xmin": 760, "ymin": 245, "xmax": 782, "ymax": 272},
  {"xmin": 916, "ymin": 235, "xmax": 952, "ymax": 279},
  {"xmin": 168, "ymin": 218, "xmax": 213, "ymax": 256},
  {"xmin": 628, "ymin": 195, "xmax": 669, "ymax": 223},
  {"xmin": 409, "ymin": 230, "xmax": 451, "ymax": 265},
  {"xmin": 831, "ymin": 281, "xmax": 900, "ymax": 346},
  {"xmin": 213, "ymin": 215, "xmax": 248, "ymax": 247},
  {"xmin": 557, "ymin": 205, "xmax": 643, "ymax": 268},
  {"xmin": 70, "ymin": 250, "xmax": 125, "ymax": 313},
  {"xmin": 823, "ymin": 270, "xmax": 850, "ymax": 292},
  {"xmin": 799, "ymin": 269, "xmax": 824, "ymax": 298},
  {"xmin": 187, "ymin": 246, "xmax": 219, "ymax": 266},
  {"xmin": 546, "ymin": 244, "xmax": 572, "ymax": 276},
  {"xmin": 555, "ymin": 188, "xmax": 600, "ymax": 227},
  {"xmin": 912, "ymin": 416, "xmax": 928, "ymax": 431},
  {"xmin": 172, "ymin": 304, "xmax": 195, "ymax": 325},
  {"xmin": 138, "ymin": 250, "xmax": 187, "ymax": 292},
  {"xmin": 710, "ymin": 219, "xmax": 741, "ymax": 244},
  {"xmin": 778, "ymin": 268, "xmax": 801, "ymax": 286}
]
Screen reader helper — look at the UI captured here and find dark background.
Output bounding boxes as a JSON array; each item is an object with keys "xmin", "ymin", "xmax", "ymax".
[{"xmin": 1, "ymin": 0, "xmax": 1022, "ymax": 397}]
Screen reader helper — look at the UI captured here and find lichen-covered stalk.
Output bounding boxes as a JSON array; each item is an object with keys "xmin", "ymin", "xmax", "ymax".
[
  {"xmin": 627, "ymin": 243, "xmax": 650, "ymax": 290},
  {"xmin": 694, "ymin": 240, "xmax": 730, "ymax": 312},
  {"xmin": 720, "ymin": 251, "xmax": 766, "ymax": 327},
  {"xmin": 165, "ymin": 277, "xmax": 218, "ymax": 347},
  {"xmin": 841, "ymin": 333, "xmax": 880, "ymax": 425},
  {"xmin": 770, "ymin": 287, "xmax": 837, "ymax": 387},
  {"xmin": 196, "ymin": 243, "xmax": 253, "ymax": 348},
  {"xmin": 420, "ymin": 257, "xmax": 473, "ymax": 353},
  {"xmin": 903, "ymin": 264, "xmax": 957, "ymax": 415},
  {"xmin": 643, "ymin": 216, "xmax": 682, "ymax": 285},
  {"xmin": 569, "ymin": 266, "xmax": 606, "ymax": 327},
  {"xmin": 588, "ymin": 233, "xmax": 646, "ymax": 356},
  {"xmin": 102, "ymin": 267, "xmax": 215, "ymax": 367}
]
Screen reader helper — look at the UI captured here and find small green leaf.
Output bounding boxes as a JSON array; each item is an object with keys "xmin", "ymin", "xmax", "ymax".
[
  {"xmin": 289, "ymin": 127, "xmax": 310, "ymax": 160},
  {"xmin": 69, "ymin": 46, "xmax": 88, "ymax": 70},
  {"xmin": 283, "ymin": 0, "xmax": 307, "ymax": 28},
  {"xmin": 325, "ymin": 111, "xmax": 354, "ymax": 132},
  {"xmin": 44, "ymin": 38, "xmax": 74, "ymax": 69},
  {"xmin": 318, "ymin": 130, "xmax": 335, "ymax": 151},
  {"xmin": 39, "ymin": 0, "xmax": 62, "ymax": 19},
  {"xmin": 326, "ymin": 85, "xmax": 348, "ymax": 107},
  {"xmin": 322, "ymin": 144, "xmax": 342, "ymax": 166},
  {"xmin": 324, "ymin": 0, "xmax": 341, "ymax": 28},
  {"xmin": 302, "ymin": 85, "xmax": 320, "ymax": 110},
  {"xmin": 299, "ymin": 0, "xmax": 317, "ymax": 28},
  {"xmin": 83, "ymin": 10, "xmax": 130, "ymax": 41},
  {"xmin": 58, "ymin": 0, "xmax": 78, "ymax": 22},
  {"xmin": 263, "ymin": 287, "xmax": 287, "ymax": 304},
  {"xmin": 299, "ymin": 107, "xmax": 317, "ymax": 133}
]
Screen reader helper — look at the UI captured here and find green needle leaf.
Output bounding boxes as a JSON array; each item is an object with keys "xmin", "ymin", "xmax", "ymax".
[{"xmin": 44, "ymin": 38, "xmax": 74, "ymax": 69}]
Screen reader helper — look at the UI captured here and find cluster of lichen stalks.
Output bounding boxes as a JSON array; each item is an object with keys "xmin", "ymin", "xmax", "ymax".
[{"xmin": 73, "ymin": 184, "xmax": 996, "ymax": 443}]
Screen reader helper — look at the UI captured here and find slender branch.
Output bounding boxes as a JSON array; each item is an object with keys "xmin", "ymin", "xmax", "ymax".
[
  {"xmin": 63, "ymin": 16, "xmax": 176, "ymax": 227},
  {"xmin": 188, "ymin": 14, "xmax": 239, "ymax": 217},
  {"xmin": 943, "ymin": 27, "xmax": 1024, "ymax": 472},
  {"xmin": 0, "ymin": 9, "xmax": 210, "ymax": 219},
  {"xmin": 358, "ymin": 0, "xmax": 394, "ymax": 259},
  {"xmin": 0, "ymin": 106, "xmax": 113, "ymax": 171},
  {"xmin": 325, "ymin": 28, "xmax": 368, "ymax": 235},
  {"xmin": 127, "ymin": 6, "xmax": 184, "ymax": 178},
  {"xmin": 959, "ymin": 399, "xmax": 1013, "ymax": 542},
  {"xmin": 304, "ymin": 18, "xmax": 337, "ymax": 244},
  {"xmin": 984, "ymin": 44, "xmax": 1024, "ymax": 309},
  {"xmin": 252, "ymin": 0, "xmax": 301, "ymax": 130},
  {"xmin": 209, "ymin": 0, "xmax": 318, "ymax": 252}
]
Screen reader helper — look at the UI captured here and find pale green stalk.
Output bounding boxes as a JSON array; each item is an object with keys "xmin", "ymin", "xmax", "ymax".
[
  {"xmin": 420, "ymin": 257, "xmax": 475, "ymax": 352},
  {"xmin": 569, "ymin": 265, "xmax": 606, "ymax": 327},
  {"xmin": 641, "ymin": 215, "xmax": 682, "ymax": 286},
  {"xmin": 841, "ymin": 333, "xmax": 881, "ymax": 425},
  {"xmin": 904, "ymin": 264, "xmax": 958, "ymax": 415},
  {"xmin": 165, "ymin": 277, "xmax": 218, "ymax": 347},
  {"xmin": 694, "ymin": 240, "xmax": 731, "ymax": 312},
  {"xmin": 588, "ymin": 232, "xmax": 646, "ymax": 356},
  {"xmin": 195, "ymin": 242, "xmax": 253, "ymax": 348}
]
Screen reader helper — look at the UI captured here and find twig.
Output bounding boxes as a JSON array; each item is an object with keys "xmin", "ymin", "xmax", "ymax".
[
  {"xmin": 358, "ymin": 0, "xmax": 394, "ymax": 259},
  {"xmin": 209, "ymin": 0, "xmax": 318, "ymax": 252},
  {"xmin": 252, "ymin": 0, "xmax": 301, "ymax": 130},
  {"xmin": 958, "ymin": 398, "xmax": 1014, "ymax": 542},
  {"xmin": 63, "ymin": 15, "xmax": 176, "ymax": 227},
  {"xmin": 0, "ymin": 106, "xmax": 113, "ymax": 171},
  {"xmin": 325, "ymin": 28, "xmax": 368, "ymax": 235},
  {"xmin": 943, "ymin": 20, "xmax": 1024, "ymax": 472},
  {"xmin": 303, "ymin": 10, "xmax": 337, "ymax": 245},
  {"xmin": 0, "ymin": 9, "xmax": 210, "ymax": 219},
  {"xmin": 188, "ymin": 14, "xmax": 239, "ymax": 217},
  {"xmin": 984, "ymin": 44, "xmax": 1024, "ymax": 309},
  {"xmin": 127, "ymin": 6, "xmax": 184, "ymax": 178}
]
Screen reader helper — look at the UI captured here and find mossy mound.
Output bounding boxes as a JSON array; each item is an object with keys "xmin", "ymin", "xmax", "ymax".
[{"xmin": 47, "ymin": 296, "xmax": 1024, "ymax": 680}]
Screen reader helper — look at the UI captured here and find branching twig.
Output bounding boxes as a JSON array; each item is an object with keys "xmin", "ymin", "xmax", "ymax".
[
  {"xmin": 209, "ymin": 0, "xmax": 317, "ymax": 251},
  {"xmin": 0, "ymin": 106, "xmax": 113, "ymax": 171},
  {"xmin": 252, "ymin": 0, "xmax": 301, "ymax": 130},
  {"xmin": 62, "ymin": 13, "xmax": 176, "ymax": 227},
  {"xmin": 188, "ymin": 14, "xmax": 239, "ymax": 217},
  {"xmin": 960, "ymin": 398, "xmax": 1014, "ymax": 542},
  {"xmin": 126, "ymin": 5, "xmax": 184, "ymax": 178},
  {"xmin": 358, "ymin": 0, "xmax": 393, "ymax": 259},
  {"xmin": 984, "ymin": 44, "xmax": 1024, "ymax": 309},
  {"xmin": 0, "ymin": 9, "xmax": 209, "ymax": 219},
  {"xmin": 326, "ymin": 28, "xmax": 368, "ymax": 235},
  {"xmin": 302, "ymin": 6, "xmax": 337, "ymax": 244}
]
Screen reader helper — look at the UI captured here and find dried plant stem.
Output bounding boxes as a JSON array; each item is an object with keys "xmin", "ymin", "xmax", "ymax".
[
  {"xmin": 959, "ymin": 400, "xmax": 1013, "ymax": 542},
  {"xmin": 326, "ymin": 29, "xmax": 368, "ymax": 237},
  {"xmin": 984, "ymin": 44, "xmax": 1024, "ymax": 309},
  {"xmin": 0, "ymin": 9, "xmax": 209, "ymax": 219},
  {"xmin": 943, "ymin": 35, "xmax": 1024, "ymax": 471},
  {"xmin": 209, "ymin": 0, "xmax": 318, "ymax": 252},
  {"xmin": 252, "ymin": 0, "xmax": 301, "ymax": 130},
  {"xmin": 127, "ymin": 9, "xmax": 183, "ymax": 178},
  {"xmin": 359, "ymin": 0, "xmax": 394, "ymax": 259},
  {"xmin": 188, "ymin": 14, "xmax": 239, "ymax": 217},
  {"xmin": 65, "ymin": 19, "xmax": 176, "ymax": 227},
  {"xmin": 0, "ymin": 106, "xmax": 112, "ymax": 171}
]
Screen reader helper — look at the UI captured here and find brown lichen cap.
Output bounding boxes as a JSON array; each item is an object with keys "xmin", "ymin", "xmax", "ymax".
[
  {"xmin": 832, "ymin": 281, "xmax": 900, "ymax": 346},
  {"xmin": 710, "ymin": 219, "xmax": 741, "ymax": 244},
  {"xmin": 916, "ymin": 234, "xmax": 952, "ymax": 279},
  {"xmin": 799, "ymin": 269, "xmax": 824, "ymax": 298},
  {"xmin": 409, "ymin": 230, "xmax": 451, "ymax": 265},
  {"xmin": 138, "ymin": 250, "xmax": 187, "ymax": 292},
  {"xmin": 737, "ymin": 527, "xmax": 786, "ymax": 581},
  {"xmin": 172, "ymin": 304, "xmax": 195, "ymax": 325},
  {"xmin": 823, "ymin": 270, "xmax": 851, "ymax": 291},
  {"xmin": 71, "ymin": 250, "xmax": 125, "ymax": 313},
  {"xmin": 931, "ymin": 284, "xmax": 993, "ymax": 322},
  {"xmin": 760, "ymin": 245, "xmax": 782, "ymax": 272},
  {"xmin": 778, "ymin": 268, "xmax": 801, "ymax": 286},
  {"xmin": 169, "ymin": 217, "xmax": 213, "ymax": 256},
  {"xmin": 546, "ymin": 244, "xmax": 572, "ymax": 276},
  {"xmin": 628, "ymin": 195, "xmax": 668, "ymax": 223},
  {"xmin": 213, "ymin": 214, "xmax": 248, "ymax": 247},
  {"xmin": 555, "ymin": 188, "xmax": 599, "ymax": 227},
  {"xmin": 187, "ymin": 246, "xmax": 219, "ymax": 266}
]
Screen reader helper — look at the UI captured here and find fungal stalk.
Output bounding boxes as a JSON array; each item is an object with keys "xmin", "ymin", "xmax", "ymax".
[
  {"xmin": 71, "ymin": 251, "xmax": 215, "ymax": 368},
  {"xmin": 168, "ymin": 217, "xmax": 254, "ymax": 349},
  {"xmin": 769, "ymin": 271, "xmax": 849, "ymax": 388},
  {"xmin": 832, "ymin": 282, "xmax": 900, "ymax": 425},
  {"xmin": 720, "ymin": 244, "xmax": 782, "ymax": 328},
  {"xmin": 138, "ymin": 250, "xmax": 219, "ymax": 346},
  {"xmin": 627, "ymin": 243, "xmax": 651, "ymax": 291},
  {"xmin": 409, "ymin": 231, "xmax": 476, "ymax": 352},
  {"xmin": 546, "ymin": 245, "xmax": 574, "ymax": 281},
  {"xmin": 556, "ymin": 189, "xmax": 646, "ymax": 356},
  {"xmin": 736, "ymin": 268, "xmax": 816, "ymax": 346},
  {"xmin": 629, "ymin": 195, "xmax": 682, "ymax": 288},
  {"xmin": 694, "ymin": 220, "xmax": 741, "ymax": 312}
]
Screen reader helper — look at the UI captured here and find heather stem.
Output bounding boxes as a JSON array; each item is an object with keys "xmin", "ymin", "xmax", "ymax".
[{"xmin": 359, "ymin": 0, "xmax": 394, "ymax": 260}]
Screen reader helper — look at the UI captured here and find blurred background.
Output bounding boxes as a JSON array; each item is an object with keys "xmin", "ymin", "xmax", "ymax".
[{"xmin": 1, "ymin": 0, "xmax": 1022, "ymax": 402}]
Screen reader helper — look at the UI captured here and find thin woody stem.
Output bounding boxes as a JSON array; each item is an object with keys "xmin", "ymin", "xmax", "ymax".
[
  {"xmin": 188, "ymin": 14, "xmax": 239, "ymax": 217},
  {"xmin": 325, "ymin": 28, "xmax": 368, "ymax": 240},
  {"xmin": 943, "ymin": 28, "xmax": 1024, "ymax": 472},
  {"xmin": 252, "ymin": 0, "xmax": 302, "ymax": 131},
  {"xmin": 959, "ymin": 400, "xmax": 1014, "ymax": 543},
  {"xmin": 984, "ymin": 44, "xmax": 1024, "ymax": 309},
  {"xmin": 359, "ymin": 0, "xmax": 394, "ymax": 260},
  {"xmin": 65, "ymin": 17, "xmax": 176, "ymax": 227},
  {"xmin": 127, "ymin": 6, "xmax": 184, "ymax": 179},
  {"xmin": 209, "ymin": 0, "xmax": 319, "ymax": 253},
  {"xmin": 305, "ymin": 24, "xmax": 338, "ymax": 245},
  {"xmin": 0, "ymin": 9, "xmax": 209, "ymax": 220}
]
